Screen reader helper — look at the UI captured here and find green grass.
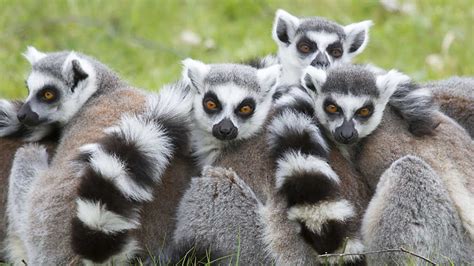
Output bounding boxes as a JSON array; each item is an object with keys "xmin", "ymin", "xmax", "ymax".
[{"xmin": 0, "ymin": 0, "xmax": 472, "ymax": 99}]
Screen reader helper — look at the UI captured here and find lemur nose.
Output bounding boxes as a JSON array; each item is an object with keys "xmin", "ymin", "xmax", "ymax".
[
  {"xmin": 311, "ymin": 52, "xmax": 330, "ymax": 68},
  {"xmin": 17, "ymin": 113, "xmax": 26, "ymax": 121},
  {"xmin": 212, "ymin": 118, "xmax": 238, "ymax": 141}
]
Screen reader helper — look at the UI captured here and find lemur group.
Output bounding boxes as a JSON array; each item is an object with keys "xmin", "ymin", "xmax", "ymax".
[{"xmin": 0, "ymin": 9, "xmax": 472, "ymax": 266}]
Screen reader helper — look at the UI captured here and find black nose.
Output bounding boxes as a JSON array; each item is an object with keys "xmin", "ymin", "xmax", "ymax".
[
  {"xmin": 17, "ymin": 103, "xmax": 41, "ymax": 126},
  {"xmin": 334, "ymin": 119, "xmax": 358, "ymax": 144},
  {"xmin": 212, "ymin": 118, "xmax": 238, "ymax": 140},
  {"xmin": 311, "ymin": 52, "xmax": 330, "ymax": 68}
]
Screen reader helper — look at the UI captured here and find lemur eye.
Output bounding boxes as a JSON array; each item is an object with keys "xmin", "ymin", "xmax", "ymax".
[
  {"xmin": 205, "ymin": 100, "xmax": 217, "ymax": 110},
  {"xmin": 298, "ymin": 43, "xmax": 312, "ymax": 54},
  {"xmin": 239, "ymin": 105, "xmax": 253, "ymax": 114},
  {"xmin": 330, "ymin": 48, "xmax": 343, "ymax": 58},
  {"xmin": 40, "ymin": 89, "xmax": 57, "ymax": 102},
  {"xmin": 325, "ymin": 104, "xmax": 339, "ymax": 114},
  {"xmin": 357, "ymin": 107, "xmax": 372, "ymax": 117}
]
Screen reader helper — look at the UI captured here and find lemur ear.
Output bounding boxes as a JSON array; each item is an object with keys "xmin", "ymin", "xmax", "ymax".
[
  {"xmin": 376, "ymin": 70, "xmax": 411, "ymax": 100},
  {"xmin": 257, "ymin": 64, "xmax": 280, "ymax": 94},
  {"xmin": 182, "ymin": 58, "xmax": 210, "ymax": 94},
  {"xmin": 272, "ymin": 9, "xmax": 300, "ymax": 45},
  {"xmin": 22, "ymin": 46, "xmax": 47, "ymax": 65},
  {"xmin": 343, "ymin": 20, "xmax": 373, "ymax": 56},
  {"xmin": 302, "ymin": 66, "xmax": 326, "ymax": 94},
  {"xmin": 62, "ymin": 52, "xmax": 90, "ymax": 93}
]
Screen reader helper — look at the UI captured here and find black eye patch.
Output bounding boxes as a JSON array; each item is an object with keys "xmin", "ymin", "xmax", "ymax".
[
  {"xmin": 323, "ymin": 98, "xmax": 343, "ymax": 117},
  {"xmin": 296, "ymin": 36, "xmax": 317, "ymax": 55},
  {"xmin": 326, "ymin": 42, "xmax": 343, "ymax": 58},
  {"xmin": 235, "ymin": 97, "xmax": 256, "ymax": 119},
  {"xmin": 36, "ymin": 85, "xmax": 60, "ymax": 104},
  {"xmin": 202, "ymin": 91, "xmax": 222, "ymax": 115},
  {"xmin": 355, "ymin": 102, "xmax": 374, "ymax": 121}
]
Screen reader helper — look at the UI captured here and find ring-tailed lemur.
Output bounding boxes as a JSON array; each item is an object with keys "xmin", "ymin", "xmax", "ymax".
[
  {"xmin": 301, "ymin": 64, "xmax": 474, "ymax": 264},
  {"xmin": 69, "ymin": 60, "xmax": 281, "ymax": 264},
  {"xmin": 4, "ymin": 48, "xmax": 193, "ymax": 265}
]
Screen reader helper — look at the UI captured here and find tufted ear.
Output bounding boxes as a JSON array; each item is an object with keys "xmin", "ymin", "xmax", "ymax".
[
  {"xmin": 272, "ymin": 9, "xmax": 301, "ymax": 46},
  {"xmin": 301, "ymin": 66, "xmax": 326, "ymax": 95},
  {"xmin": 62, "ymin": 52, "xmax": 90, "ymax": 93},
  {"xmin": 22, "ymin": 46, "xmax": 47, "ymax": 65},
  {"xmin": 182, "ymin": 58, "xmax": 210, "ymax": 94},
  {"xmin": 256, "ymin": 64, "xmax": 280, "ymax": 95},
  {"xmin": 376, "ymin": 70, "xmax": 411, "ymax": 101},
  {"xmin": 343, "ymin": 20, "xmax": 373, "ymax": 56}
]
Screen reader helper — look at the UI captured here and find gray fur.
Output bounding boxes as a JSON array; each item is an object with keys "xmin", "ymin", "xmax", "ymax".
[
  {"xmin": 296, "ymin": 17, "xmax": 346, "ymax": 39},
  {"xmin": 362, "ymin": 155, "xmax": 474, "ymax": 264},
  {"xmin": 424, "ymin": 76, "xmax": 474, "ymax": 137},
  {"xmin": 321, "ymin": 65, "xmax": 379, "ymax": 96},
  {"xmin": 205, "ymin": 64, "xmax": 262, "ymax": 92},
  {"xmin": 5, "ymin": 144, "xmax": 49, "ymax": 264},
  {"xmin": 173, "ymin": 167, "xmax": 271, "ymax": 264}
]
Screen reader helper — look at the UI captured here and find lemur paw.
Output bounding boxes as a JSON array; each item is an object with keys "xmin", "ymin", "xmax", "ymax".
[
  {"xmin": 0, "ymin": 99, "xmax": 21, "ymax": 137},
  {"xmin": 14, "ymin": 143, "xmax": 49, "ymax": 170}
]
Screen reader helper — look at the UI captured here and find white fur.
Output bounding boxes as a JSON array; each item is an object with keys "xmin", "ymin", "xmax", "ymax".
[
  {"xmin": 272, "ymin": 9, "xmax": 300, "ymax": 45},
  {"xmin": 0, "ymin": 99, "xmax": 21, "ymax": 137},
  {"xmin": 287, "ymin": 200, "xmax": 355, "ymax": 233},
  {"xmin": 57, "ymin": 53, "xmax": 98, "ymax": 124},
  {"xmin": 268, "ymin": 109, "xmax": 329, "ymax": 154},
  {"xmin": 257, "ymin": 64, "xmax": 280, "ymax": 93},
  {"xmin": 302, "ymin": 66, "xmax": 327, "ymax": 94},
  {"xmin": 109, "ymin": 114, "xmax": 174, "ymax": 182},
  {"xmin": 376, "ymin": 70, "xmax": 411, "ymax": 100},
  {"xmin": 323, "ymin": 238, "xmax": 365, "ymax": 264},
  {"xmin": 275, "ymin": 151, "xmax": 339, "ymax": 189},
  {"xmin": 88, "ymin": 146, "xmax": 154, "ymax": 202},
  {"xmin": 182, "ymin": 58, "xmax": 211, "ymax": 93},
  {"xmin": 22, "ymin": 46, "xmax": 47, "ymax": 65},
  {"xmin": 76, "ymin": 199, "xmax": 140, "ymax": 234},
  {"xmin": 343, "ymin": 20, "xmax": 373, "ymax": 56},
  {"xmin": 191, "ymin": 84, "xmax": 273, "ymax": 167}
]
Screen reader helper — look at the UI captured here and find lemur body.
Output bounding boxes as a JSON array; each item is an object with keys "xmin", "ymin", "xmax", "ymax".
[
  {"xmin": 424, "ymin": 76, "xmax": 474, "ymax": 137},
  {"xmin": 302, "ymin": 65, "xmax": 474, "ymax": 264},
  {"xmin": 4, "ymin": 49, "xmax": 198, "ymax": 265}
]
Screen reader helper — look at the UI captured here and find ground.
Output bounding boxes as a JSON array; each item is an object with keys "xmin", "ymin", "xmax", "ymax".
[{"xmin": 0, "ymin": 0, "xmax": 472, "ymax": 99}]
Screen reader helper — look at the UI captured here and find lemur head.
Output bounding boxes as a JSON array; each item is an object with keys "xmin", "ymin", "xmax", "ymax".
[
  {"xmin": 18, "ymin": 46, "xmax": 97, "ymax": 126},
  {"xmin": 302, "ymin": 65, "xmax": 410, "ymax": 144},
  {"xmin": 183, "ymin": 58, "xmax": 279, "ymax": 142},
  {"xmin": 273, "ymin": 9, "xmax": 373, "ymax": 84}
]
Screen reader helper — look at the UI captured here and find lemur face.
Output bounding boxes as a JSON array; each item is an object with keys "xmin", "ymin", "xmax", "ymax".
[
  {"xmin": 19, "ymin": 47, "xmax": 93, "ymax": 126},
  {"xmin": 183, "ymin": 59, "xmax": 279, "ymax": 142},
  {"xmin": 272, "ymin": 9, "xmax": 372, "ymax": 82},
  {"xmin": 303, "ymin": 65, "xmax": 409, "ymax": 145}
]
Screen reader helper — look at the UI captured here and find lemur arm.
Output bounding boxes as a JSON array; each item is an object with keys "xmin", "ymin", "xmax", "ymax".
[{"xmin": 267, "ymin": 86, "xmax": 361, "ymax": 263}]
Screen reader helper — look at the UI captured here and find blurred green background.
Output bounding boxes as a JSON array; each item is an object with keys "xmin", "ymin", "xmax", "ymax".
[{"xmin": 0, "ymin": 0, "xmax": 472, "ymax": 99}]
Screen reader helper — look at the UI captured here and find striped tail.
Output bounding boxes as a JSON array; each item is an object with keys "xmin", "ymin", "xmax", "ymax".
[
  {"xmin": 268, "ymin": 87, "xmax": 362, "ymax": 263},
  {"xmin": 71, "ymin": 82, "xmax": 192, "ymax": 264},
  {"xmin": 0, "ymin": 99, "xmax": 60, "ymax": 141}
]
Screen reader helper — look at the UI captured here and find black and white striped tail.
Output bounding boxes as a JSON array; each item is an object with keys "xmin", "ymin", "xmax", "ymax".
[
  {"xmin": 268, "ymin": 87, "xmax": 363, "ymax": 262},
  {"xmin": 0, "ymin": 99, "xmax": 60, "ymax": 141},
  {"xmin": 71, "ymin": 82, "xmax": 192, "ymax": 264}
]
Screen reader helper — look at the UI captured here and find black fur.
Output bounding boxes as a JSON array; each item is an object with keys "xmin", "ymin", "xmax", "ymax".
[
  {"xmin": 271, "ymin": 127, "xmax": 328, "ymax": 160},
  {"xmin": 101, "ymin": 132, "xmax": 157, "ymax": 190},
  {"xmin": 77, "ymin": 167, "xmax": 138, "ymax": 218},
  {"xmin": 275, "ymin": 98, "xmax": 315, "ymax": 118},
  {"xmin": 155, "ymin": 116, "xmax": 190, "ymax": 154},
  {"xmin": 71, "ymin": 218, "xmax": 131, "ymax": 263},
  {"xmin": 300, "ymin": 220, "xmax": 348, "ymax": 254},
  {"xmin": 279, "ymin": 171, "xmax": 340, "ymax": 207},
  {"xmin": 71, "ymin": 59, "xmax": 89, "ymax": 92}
]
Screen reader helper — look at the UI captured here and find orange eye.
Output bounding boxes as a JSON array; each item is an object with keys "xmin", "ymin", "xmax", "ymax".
[
  {"xmin": 239, "ymin": 105, "xmax": 253, "ymax": 114},
  {"xmin": 357, "ymin": 107, "xmax": 371, "ymax": 117},
  {"xmin": 330, "ymin": 48, "xmax": 343, "ymax": 58},
  {"xmin": 298, "ymin": 43, "xmax": 312, "ymax": 54},
  {"xmin": 325, "ymin": 104, "xmax": 338, "ymax": 114},
  {"xmin": 43, "ymin": 91, "xmax": 55, "ymax": 101},
  {"xmin": 206, "ymin": 100, "xmax": 217, "ymax": 110}
]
